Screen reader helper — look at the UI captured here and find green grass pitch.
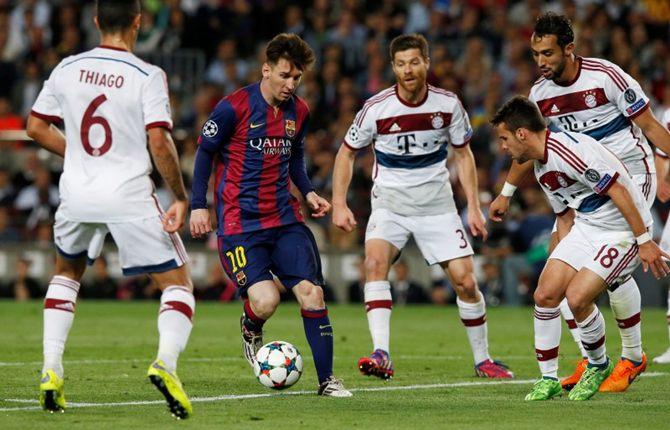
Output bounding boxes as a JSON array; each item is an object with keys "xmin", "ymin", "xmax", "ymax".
[{"xmin": 1, "ymin": 301, "xmax": 670, "ymax": 429}]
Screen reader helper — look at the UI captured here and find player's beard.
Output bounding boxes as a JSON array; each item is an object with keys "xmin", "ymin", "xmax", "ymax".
[{"xmin": 549, "ymin": 56, "xmax": 568, "ymax": 83}]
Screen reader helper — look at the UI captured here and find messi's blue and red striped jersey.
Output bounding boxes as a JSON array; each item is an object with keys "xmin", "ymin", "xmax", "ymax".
[{"xmin": 191, "ymin": 82, "xmax": 314, "ymax": 236}]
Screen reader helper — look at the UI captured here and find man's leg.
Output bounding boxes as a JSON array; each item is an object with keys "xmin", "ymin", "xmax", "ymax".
[
  {"xmin": 565, "ymin": 269, "xmax": 614, "ymax": 401},
  {"xmin": 442, "ymin": 256, "xmax": 512, "ymax": 378},
  {"xmin": 242, "ymin": 280, "xmax": 281, "ymax": 364},
  {"xmin": 41, "ymin": 254, "xmax": 87, "ymax": 412},
  {"xmin": 525, "ymin": 259, "xmax": 574, "ymax": 401}
]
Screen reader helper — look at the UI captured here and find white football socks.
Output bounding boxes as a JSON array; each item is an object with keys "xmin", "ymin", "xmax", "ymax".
[
  {"xmin": 533, "ymin": 305, "xmax": 561, "ymax": 379},
  {"xmin": 43, "ymin": 276, "xmax": 80, "ymax": 378},
  {"xmin": 607, "ymin": 278, "xmax": 642, "ymax": 362},
  {"xmin": 364, "ymin": 281, "xmax": 392, "ymax": 353},
  {"xmin": 457, "ymin": 294, "xmax": 490, "ymax": 365},
  {"xmin": 157, "ymin": 286, "xmax": 195, "ymax": 373},
  {"xmin": 578, "ymin": 307, "xmax": 607, "ymax": 366}
]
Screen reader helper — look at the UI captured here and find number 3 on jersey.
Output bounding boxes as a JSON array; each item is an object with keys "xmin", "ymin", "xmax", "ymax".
[
  {"xmin": 81, "ymin": 94, "xmax": 112, "ymax": 157},
  {"xmin": 226, "ymin": 246, "xmax": 247, "ymax": 272}
]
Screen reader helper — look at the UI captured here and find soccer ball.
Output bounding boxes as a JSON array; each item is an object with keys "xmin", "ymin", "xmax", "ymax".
[{"xmin": 253, "ymin": 341, "xmax": 303, "ymax": 390}]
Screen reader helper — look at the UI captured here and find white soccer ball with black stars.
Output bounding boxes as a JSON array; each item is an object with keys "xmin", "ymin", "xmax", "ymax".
[{"xmin": 253, "ymin": 341, "xmax": 303, "ymax": 390}]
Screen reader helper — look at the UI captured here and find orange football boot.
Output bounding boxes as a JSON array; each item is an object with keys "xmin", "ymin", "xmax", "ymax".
[
  {"xmin": 599, "ymin": 354, "xmax": 647, "ymax": 392},
  {"xmin": 561, "ymin": 358, "xmax": 587, "ymax": 391}
]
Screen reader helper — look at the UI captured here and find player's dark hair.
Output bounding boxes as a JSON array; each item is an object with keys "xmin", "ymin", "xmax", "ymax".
[
  {"xmin": 389, "ymin": 34, "xmax": 429, "ymax": 61},
  {"xmin": 265, "ymin": 33, "xmax": 315, "ymax": 71},
  {"xmin": 95, "ymin": 0, "xmax": 140, "ymax": 34},
  {"xmin": 490, "ymin": 96, "xmax": 547, "ymax": 132},
  {"xmin": 534, "ymin": 12, "xmax": 574, "ymax": 48}
]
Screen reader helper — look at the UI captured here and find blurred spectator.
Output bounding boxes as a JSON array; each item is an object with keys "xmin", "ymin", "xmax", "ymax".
[
  {"xmin": 347, "ymin": 256, "xmax": 365, "ymax": 303},
  {"xmin": 81, "ymin": 255, "xmax": 118, "ymax": 299},
  {"xmin": 0, "ymin": 168, "xmax": 16, "ymax": 205},
  {"xmin": 391, "ymin": 259, "xmax": 429, "ymax": 305},
  {"xmin": 14, "ymin": 166, "xmax": 58, "ymax": 231},
  {"xmin": 0, "ymin": 204, "xmax": 19, "ymax": 242},
  {"xmin": 195, "ymin": 262, "xmax": 238, "ymax": 301},
  {"xmin": 6, "ymin": 256, "xmax": 42, "ymax": 300}
]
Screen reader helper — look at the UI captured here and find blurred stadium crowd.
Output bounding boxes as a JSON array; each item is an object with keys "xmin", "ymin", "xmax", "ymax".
[{"xmin": 0, "ymin": 0, "xmax": 669, "ymax": 302}]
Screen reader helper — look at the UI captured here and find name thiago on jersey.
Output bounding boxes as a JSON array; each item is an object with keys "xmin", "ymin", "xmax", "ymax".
[{"xmin": 78, "ymin": 69, "xmax": 125, "ymax": 89}]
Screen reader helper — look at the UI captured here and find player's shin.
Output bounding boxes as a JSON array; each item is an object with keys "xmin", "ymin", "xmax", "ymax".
[
  {"xmin": 608, "ymin": 278, "xmax": 643, "ymax": 362},
  {"xmin": 242, "ymin": 299, "xmax": 266, "ymax": 333},
  {"xmin": 157, "ymin": 286, "xmax": 195, "ymax": 372},
  {"xmin": 534, "ymin": 305, "xmax": 561, "ymax": 379},
  {"xmin": 301, "ymin": 308, "xmax": 333, "ymax": 384},
  {"xmin": 43, "ymin": 276, "xmax": 80, "ymax": 377},
  {"xmin": 457, "ymin": 294, "xmax": 490, "ymax": 364},
  {"xmin": 559, "ymin": 298, "xmax": 587, "ymax": 358},
  {"xmin": 578, "ymin": 307, "xmax": 608, "ymax": 367},
  {"xmin": 364, "ymin": 281, "xmax": 392, "ymax": 353}
]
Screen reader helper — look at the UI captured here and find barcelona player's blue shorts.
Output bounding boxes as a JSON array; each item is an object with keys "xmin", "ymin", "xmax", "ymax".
[{"xmin": 217, "ymin": 222, "xmax": 324, "ymax": 296}]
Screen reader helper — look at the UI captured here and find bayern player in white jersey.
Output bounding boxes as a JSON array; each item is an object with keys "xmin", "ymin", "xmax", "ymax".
[
  {"xmin": 654, "ymin": 105, "xmax": 670, "ymax": 364},
  {"xmin": 489, "ymin": 12, "xmax": 670, "ymax": 392},
  {"xmin": 492, "ymin": 96, "xmax": 670, "ymax": 401},
  {"xmin": 332, "ymin": 34, "xmax": 513, "ymax": 380},
  {"xmin": 26, "ymin": 0, "xmax": 193, "ymax": 418}
]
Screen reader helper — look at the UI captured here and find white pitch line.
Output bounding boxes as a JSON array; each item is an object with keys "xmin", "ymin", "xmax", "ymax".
[{"xmin": 2, "ymin": 372, "xmax": 668, "ymax": 413}]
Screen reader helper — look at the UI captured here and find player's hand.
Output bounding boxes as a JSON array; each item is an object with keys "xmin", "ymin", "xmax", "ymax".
[
  {"xmin": 190, "ymin": 208, "xmax": 212, "ymax": 238},
  {"xmin": 467, "ymin": 206, "xmax": 489, "ymax": 241},
  {"xmin": 306, "ymin": 191, "xmax": 331, "ymax": 218},
  {"xmin": 639, "ymin": 241, "xmax": 670, "ymax": 279},
  {"xmin": 657, "ymin": 180, "xmax": 670, "ymax": 203},
  {"xmin": 489, "ymin": 194, "xmax": 510, "ymax": 222},
  {"xmin": 163, "ymin": 199, "xmax": 188, "ymax": 233},
  {"xmin": 332, "ymin": 203, "xmax": 357, "ymax": 232}
]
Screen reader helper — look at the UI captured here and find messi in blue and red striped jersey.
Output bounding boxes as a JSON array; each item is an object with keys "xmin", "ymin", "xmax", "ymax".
[{"xmin": 189, "ymin": 33, "xmax": 351, "ymax": 397}]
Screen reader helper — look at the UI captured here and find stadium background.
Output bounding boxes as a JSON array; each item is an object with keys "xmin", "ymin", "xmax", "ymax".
[{"xmin": 0, "ymin": 0, "xmax": 669, "ymax": 306}]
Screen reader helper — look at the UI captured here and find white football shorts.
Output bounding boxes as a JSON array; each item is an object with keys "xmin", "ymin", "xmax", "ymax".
[
  {"xmin": 54, "ymin": 211, "xmax": 188, "ymax": 275},
  {"xmin": 549, "ymin": 221, "xmax": 640, "ymax": 286},
  {"xmin": 365, "ymin": 208, "xmax": 473, "ymax": 265}
]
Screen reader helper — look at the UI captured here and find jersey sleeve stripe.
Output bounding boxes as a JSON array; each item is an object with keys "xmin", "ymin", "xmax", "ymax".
[
  {"xmin": 146, "ymin": 121, "xmax": 172, "ymax": 131},
  {"xmin": 451, "ymin": 138, "xmax": 471, "ymax": 148},
  {"xmin": 582, "ymin": 60, "xmax": 627, "ymax": 91},
  {"xmin": 342, "ymin": 140, "xmax": 364, "ymax": 151},
  {"xmin": 547, "ymin": 143, "xmax": 585, "ymax": 173},
  {"xmin": 547, "ymin": 139, "xmax": 588, "ymax": 172},
  {"xmin": 556, "ymin": 207, "xmax": 570, "ymax": 216},
  {"xmin": 30, "ymin": 110, "xmax": 62, "ymax": 124},
  {"xmin": 627, "ymin": 101, "xmax": 649, "ymax": 120}
]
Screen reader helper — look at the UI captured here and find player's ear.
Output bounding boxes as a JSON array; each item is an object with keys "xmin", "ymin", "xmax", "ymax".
[
  {"xmin": 93, "ymin": 16, "xmax": 100, "ymax": 31},
  {"xmin": 564, "ymin": 42, "xmax": 575, "ymax": 58},
  {"xmin": 515, "ymin": 128, "xmax": 526, "ymax": 141},
  {"xmin": 132, "ymin": 14, "xmax": 141, "ymax": 32},
  {"xmin": 262, "ymin": 62, "xmax": 271, "ymax": 79}
]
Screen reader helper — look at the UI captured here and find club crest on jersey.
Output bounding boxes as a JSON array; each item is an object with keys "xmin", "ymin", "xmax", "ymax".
[
  {"xmin": 584, "ymin": 91, "xmax": 597, "ymax": 108},
  {"xmin": 203, "ymin": 120, "xmax": 218, "ymax": 138},
  {"xmin": 285, "ymin": 120, "xmax": 296, "ymax": 137},
  {"xmin": 431, "ymin": 113, "xmax": 445, "ymax": 129},
  {"xmin": 585, "ymin": 169, "xmax": 601, "ymax": 182},
  {"xmin": 236, "ymin": 271, "xmax": 247, "ymax": 286},
  {"xmin": 539, "ymin": 171, "xmax": 576, "ymax": 191},
  {"xmin": 624, "ymin": 88, "xmax": 637, "ymax": 104}
]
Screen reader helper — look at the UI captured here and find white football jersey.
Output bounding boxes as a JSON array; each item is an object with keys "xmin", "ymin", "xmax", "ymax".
[
  {"xmin": 343, "ymin": 85, "xmax": 473, "ymax": 216},
  {"xmin": 31, "ymin": 46, "xmax": 173, "ymax": 222},
  {"xmin": 529, "ymin": 57, "xmax": 653, "ymax": 177},
  {"xmin": 535, "ymin": 130, "xmax": 651, "ymax": 231}
]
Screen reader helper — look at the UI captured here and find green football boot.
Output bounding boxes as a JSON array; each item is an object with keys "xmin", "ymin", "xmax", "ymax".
[
  {"xmin": 524, "ymin": 377, "xmax": 562, "ymax": 401},
  {"xmin": 568, "ymin": 358, "xmax": 614, "ymax": 401}
]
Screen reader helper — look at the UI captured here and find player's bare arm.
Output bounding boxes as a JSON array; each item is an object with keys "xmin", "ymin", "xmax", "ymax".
[
  {"xmin": 606, "ymin": 181, "xmax": 670, "ymax": 279},
  {"xmin": 331, "ymin": 144, "xmax": 358, "ymax": 232},
  {"xmin": 488, "ymin": 159, "xmax": 534, "ymax": 222},
  {"xmin": 655, "ymin": 153, "xmax": 670, "ymax": 203},
  {"xmin": 633, "ymin": 108, "xmax": 670, "ymax": 157},
  {"xmin": 26, "ymin": 115, "xmax": 66, "ymax": 157},
  {"xmin": 147, "ymin": 127, "xmax": 188, "ymax": 232},
  {"xmin": 453, "ymin": 145, "xmax": 488, "ymax": 240}
]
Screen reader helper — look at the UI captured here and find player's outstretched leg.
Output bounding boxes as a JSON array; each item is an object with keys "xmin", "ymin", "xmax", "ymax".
[
  {"xmin": 654, "ymin": 292, "xmax": 670, "ymax": 364},
  {"xmin": 40, "ymin": 275, "xmax": 81, "ymax": 412},
  {"xmin": 148, "ymin": 285, "xmax": 195, "ymax": 419},
  {"xmin": 600, "ymin": 278, "xmax": 646, "ymax": 392},
  {"xmin": 359, "ymin": 280, "xmax": 394, "ymax": 379},
  {"xmin": 525, "ymin": 305, "xmax": 562, "ymax": 400},
  {"xmin": 569, "ymin": 307, "xmax": 613, "ymax": 401},
  {"xmin": 559, "ymin": 298, "xmax": 588, "ymax": 390},
  {"xmin": 241, "ymin": 300, "xmax": 265, "ymax": 367}
]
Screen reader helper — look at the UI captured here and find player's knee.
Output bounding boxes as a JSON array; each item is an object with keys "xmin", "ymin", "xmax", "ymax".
[
  {"xmin": 533, "ymin": 285, "xmax": 562, "ymax": 308},
  {"xmin": 364, "ymin": 255, "xmax": 389, "ymax": 279},
  {"xmin": 565, "ymin": 290, "xmax": 590, "ymax": 320},
  {"xmin": 251, "ymin": 294, "xmax": 280, "ymax": 317},
  {"xmin": 453, "ymin": 273, "xmax": 478, "ymax": 301},
  {"xmin": 295, "ymin": 281, "xmax": 325, "ymax": 310}
]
